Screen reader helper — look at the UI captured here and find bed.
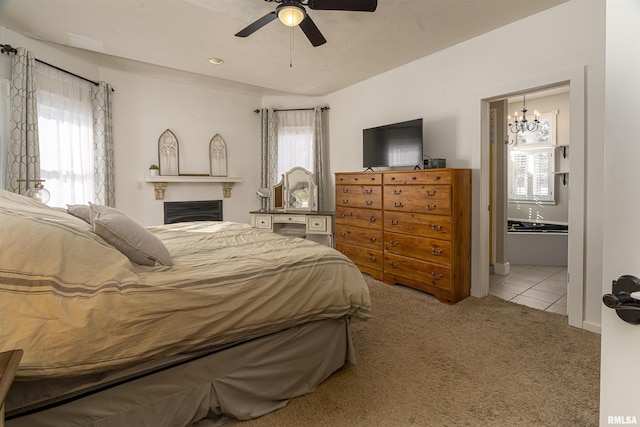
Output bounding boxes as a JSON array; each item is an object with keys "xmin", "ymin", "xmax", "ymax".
[{"xmin": 0, "ymin": 189, "xmax": 372, "ymax": 426}]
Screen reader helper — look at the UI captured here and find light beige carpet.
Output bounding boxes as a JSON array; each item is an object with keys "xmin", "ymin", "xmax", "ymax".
[{"xmin": 230, "ymin": 276, "xmax": 600, "ymax": 426}]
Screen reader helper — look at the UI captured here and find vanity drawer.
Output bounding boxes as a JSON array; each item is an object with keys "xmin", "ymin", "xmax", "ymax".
[
  {"xmin": 253, "ymin": 214, "xmax": 272, "ymax": 229},
  {"xmin": 306, "ymin": 216, "xmax": 328, "ymax": 232},
  {"xmin": 272, "ymin": 214, "xmax": 306, "ymax": 224}
]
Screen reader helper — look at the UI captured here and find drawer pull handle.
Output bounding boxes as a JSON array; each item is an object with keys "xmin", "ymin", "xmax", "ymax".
[
  {"xmin": 342, "ymin": 199, "xmax": 349, "ymax": 203},
  {"xmin": 411, "ymin": 176, "xmax": 417, "ymax": 180},
  {"xmin": 393, "ymin": 189, "xmax": 402, "ymax": 195},
  {"xmin": 431, "ymin": 248, "xmax": 443, "ymax": 255},
  {"xmin": 394, "ymin": 202, "xmax": 404, "ymax": 208},
  {"xmin": 389, "ymin": 241, "xmax": 399, "ymax": 247},
  {"xmin": 390, "ymin": 219, "xmax": 399, "ymax": 225},
  {"xmin": 365, "ymin": 200, "xmax": 373, "ymax": 206},
  {"xmin": 431, "ymin": 272, "xmax": 443, "ymax": 280},
  {"xmin": 368, "ymin": 237, "xmax": 377, "ymax": 243},
  {"xmin": 354, "ymin": 177, "xmax": 359, "ymax": 181},
  {"xmin": 369, "ymin": 256, "xmax": 377, "ymax": 262},
  {"xmin": 431, "ymin": 224, "xmax": 443, "ymax": 231},
  {"xmin": 391, "ymin": 177, "xmax": 396, "ymax": 181},
  {"xmin": 369, "ymin": 217, "xmax": 377, "ymax": 222},
  {"xmin": 342, "ymin": 188, "xmax": 349, "ymax": 193},
  {"xmin": 426, "ymin": 204, "xmax": 437, "ymax": 210},
  {"xmin": 389, "ymin": 262, "xmax": 399, "ymax": 268},
  {"xmin": 364, "ymin": 188, "xmax": 373, "ymax": 194},
  {"xmin": 338, "ymin": 213, "xmax": 346, "ymax": 218},
  {"xmin": 339, "ymin": 232, "xmax": 347, "ymax": 237},
  {"xmin": 426, "ymin": 190, "xmax": 437, "ymax": 196},
  {"xmin": 435, "ymin": 176, "xmax": 441, "ymax": 181}
]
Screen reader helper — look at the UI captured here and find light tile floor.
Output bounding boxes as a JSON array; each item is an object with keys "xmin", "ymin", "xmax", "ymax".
[{"xmin": 489, "ymin": 265, "xmax": 567, "ymax": 315}]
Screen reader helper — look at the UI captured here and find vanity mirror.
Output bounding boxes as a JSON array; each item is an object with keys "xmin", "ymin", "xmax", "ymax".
[{"xmin": 271, "ymin": 167, "xmax": 318, "ymax": 212}]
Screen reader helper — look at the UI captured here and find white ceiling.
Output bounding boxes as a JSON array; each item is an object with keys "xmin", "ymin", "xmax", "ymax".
[{"xmin": 0, "ymin": 0, "xmax": 569, "ymax": 96}]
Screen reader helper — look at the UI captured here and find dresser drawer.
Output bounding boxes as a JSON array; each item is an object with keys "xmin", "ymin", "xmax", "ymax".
[
  {"xmin": 383, "ymin": 170, "xmax": 452, "ymax": 185},
  {"xmin": 337, "ymin": 242, "xmax": 383, "ymax": 272},
  {"xmin": 385, "ymin": 211, "xmax": 451, "ymax": 240},
  {"xmin": 336, "ymin": 225, "xmax": 383, "ymax": 250},
  {"xmin": 384, "ymin": 253, "xmax": 452, "ymax": 291},
  {"xmin": 384, "ymin": 185, "xmax": 451, "ymax": 215},
  {"xmin": 384, "ymin": 231, "xmax": 451, "ymax": 265},
  {"xmin": 336, "ymin": 173, "xmax": 381, "ymax": 185},
  {"xmin": 335, "ymin": 186, "xmax": 382, "ymax": 209},
  {"xmin": 336, "ymin": 207, "xmax": 383, "ymax": 230}
]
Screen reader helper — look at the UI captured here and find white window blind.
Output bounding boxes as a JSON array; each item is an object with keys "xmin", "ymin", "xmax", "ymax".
[{"xmin": 508, "ymin": 147, "xmax": 555, "ymax": 203}]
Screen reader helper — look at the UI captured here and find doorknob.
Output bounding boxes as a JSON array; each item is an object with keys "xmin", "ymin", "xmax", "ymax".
[{"xmin": 602, "ymin": 275, "xmax": 640, "ymax": 325}]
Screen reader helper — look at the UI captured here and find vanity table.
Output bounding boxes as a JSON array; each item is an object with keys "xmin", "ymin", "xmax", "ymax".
[
  {"xmin": 250, "ymin": 210, "xmax": 335, "ymax": 247},
  {"xmin": 251, "ymin": 166, "xmax": 334, "ymax": 247}
]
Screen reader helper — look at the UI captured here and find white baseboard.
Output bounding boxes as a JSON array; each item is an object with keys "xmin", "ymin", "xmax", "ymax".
[
  {"xmin": 493, "ymin": 262, "xmax": 510, "ymax": 276},
  {"xmin": 582, "ymin": 320, "xmax": 601, "ymax": 335}
]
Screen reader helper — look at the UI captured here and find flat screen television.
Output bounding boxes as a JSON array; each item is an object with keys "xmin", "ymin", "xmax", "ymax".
[{"xmin": 362, "ymin": 118, "xmax": 423, "ymax": 168}]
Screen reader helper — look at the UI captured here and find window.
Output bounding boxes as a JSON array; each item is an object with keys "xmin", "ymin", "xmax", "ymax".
[
  {"xmin": 276, "ymin": 110, "xmax": 314, "ymax": 178},
  {"xmin": 508, "ymin": 147, "xmax": 555, "ymax": 202},
  {"xmin": 507, "ymin": 110, "xmax": 558, "ymax": 204},
  {"xmin": 35, "ymin": 62, "xmax": 94, "ymax": 207}
]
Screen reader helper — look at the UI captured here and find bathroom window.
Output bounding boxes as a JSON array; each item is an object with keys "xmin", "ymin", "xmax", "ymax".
[{"xmin": 508, "ymin": 147, "xmax": 555, "ymax": 203}]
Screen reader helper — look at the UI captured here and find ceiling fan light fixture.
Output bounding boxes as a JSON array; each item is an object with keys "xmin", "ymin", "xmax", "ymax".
[{"xmin": 277, "ymin": 4, "xmax": 305, "ymax": 27}]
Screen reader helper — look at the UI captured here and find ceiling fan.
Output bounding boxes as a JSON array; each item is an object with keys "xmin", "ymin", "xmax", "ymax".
[{"xmin": 235, "ymin": 0, "xmax": 378, "ymax": 47}]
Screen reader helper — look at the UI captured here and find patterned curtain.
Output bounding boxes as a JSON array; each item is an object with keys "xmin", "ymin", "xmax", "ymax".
[
  {"xmin": 6, "ymin": 47, "xmax": 40, "ymax": 195},
  {"xmin": 92, "ymin": 81, "xmax": 115, "ymax": 206},
  {"xmin": 266, "ymin": 108, "xmax": 279, "ymax": 187},
  {"xmin": 313, "ymin": 106, "xmax": 325, "ymax": 211}
]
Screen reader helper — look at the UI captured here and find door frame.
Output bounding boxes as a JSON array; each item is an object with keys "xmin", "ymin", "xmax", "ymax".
[{"xmin": 475, "ymin": 66, "xmax": 586, "ymax": 329}]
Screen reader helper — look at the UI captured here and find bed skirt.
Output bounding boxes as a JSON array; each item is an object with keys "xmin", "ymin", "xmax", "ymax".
[{"xmin": 7, "ymin": 317, "xmax": 355, "ymax": 427}]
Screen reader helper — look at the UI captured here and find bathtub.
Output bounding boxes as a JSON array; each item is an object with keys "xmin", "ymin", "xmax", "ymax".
[{"xmin": 506, "ymin": 220, "xmax": 568, "ymax": 266}]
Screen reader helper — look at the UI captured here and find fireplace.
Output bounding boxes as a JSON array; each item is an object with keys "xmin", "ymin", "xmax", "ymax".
[{"xmin": 164, "ymin": 200, "xmax": 223, "ymax": 224}]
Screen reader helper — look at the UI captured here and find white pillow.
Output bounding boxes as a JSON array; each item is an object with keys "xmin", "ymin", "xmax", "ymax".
[
  {"xmin": 89, "ymin": 203, "xmax": 173, "ymax": 266},
  {"xmin": 67, "ymin": 204, "xmax": 91, "ymax": 223}
]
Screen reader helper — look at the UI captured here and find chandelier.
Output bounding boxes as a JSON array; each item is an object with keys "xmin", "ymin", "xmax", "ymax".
[{"xmin": 508, "ymin": 93, "xmax": 540, "ymax": 134}]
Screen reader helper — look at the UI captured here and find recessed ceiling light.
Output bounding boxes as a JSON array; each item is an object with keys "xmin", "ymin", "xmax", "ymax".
[{"xmin": 208, "ymin": 57, "xmax": 224, "ymax": 65}]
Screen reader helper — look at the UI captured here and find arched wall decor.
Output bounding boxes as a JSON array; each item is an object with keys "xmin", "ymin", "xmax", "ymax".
[
  {"xmin": 158, "ymin": 129, "xmax": 179, "ymax": 176},
  {"xmin": 209, "ymin": 133, "xmax": 228, "ymax": 177}
]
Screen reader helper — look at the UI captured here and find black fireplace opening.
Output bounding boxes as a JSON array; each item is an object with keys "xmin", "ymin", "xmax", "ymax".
[{"xmin": 164, "ymin": 200, "xmax": 223, "ymax": 224}]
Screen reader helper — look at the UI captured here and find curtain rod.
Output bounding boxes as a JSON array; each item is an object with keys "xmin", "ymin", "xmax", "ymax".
[
  {"xmin": 253, "ymin": 106, "xmax": 330, "ymax": 113},
  {"xmin": 1, "ymin": 43, "xmax": 115, "ymax": 91}
]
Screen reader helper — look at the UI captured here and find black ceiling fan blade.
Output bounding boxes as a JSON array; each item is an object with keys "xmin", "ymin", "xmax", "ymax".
[
  {"xmin": 308, "ymin": 0, "xmax": 377, "ymax": 12},
  {"xmin": 299, "ymin": 15, "xmax": 327, "ymax": 47},
  {"xmin": 235, "ymin": 11, "xmax": 277, "ymax": 38}
]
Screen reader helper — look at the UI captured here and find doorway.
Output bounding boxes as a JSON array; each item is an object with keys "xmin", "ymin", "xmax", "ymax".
[
  {"xmin": 489, "ymin": 87, "xmax": 570, "ymax": 314},
  {"xmin": 476, "ymin": 66, "xmax": 586, "ymax": 329}
]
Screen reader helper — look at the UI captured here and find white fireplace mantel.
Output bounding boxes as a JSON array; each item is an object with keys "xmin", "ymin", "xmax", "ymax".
[{"xmin": 145, "ymin": 175, "xmax": 242, "ymax": 200}]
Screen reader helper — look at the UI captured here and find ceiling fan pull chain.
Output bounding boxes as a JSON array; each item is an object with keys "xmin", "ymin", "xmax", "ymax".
[{"xmin": 290, "ymin": 25, "xmax": 294, "ymax": 68}]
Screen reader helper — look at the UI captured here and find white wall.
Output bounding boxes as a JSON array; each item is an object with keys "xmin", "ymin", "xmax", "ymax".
[
  {"xmin": 99, "ymin": 64, "xmax": 262, "ymax": 225},
  {"xmin": 325, "ymin": 0, "xmax": 605, "ymax": 329}
]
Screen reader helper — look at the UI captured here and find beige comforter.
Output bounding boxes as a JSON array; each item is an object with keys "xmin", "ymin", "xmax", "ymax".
[{"xmin": 0, "ymin": 190, "xmax": 371, "ymax": 379}]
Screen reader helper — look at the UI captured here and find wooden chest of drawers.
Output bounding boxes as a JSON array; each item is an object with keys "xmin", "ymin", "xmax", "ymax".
[{"xmin": 335, "ymin": 169, "xmax": 471, "ymax": 304}]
